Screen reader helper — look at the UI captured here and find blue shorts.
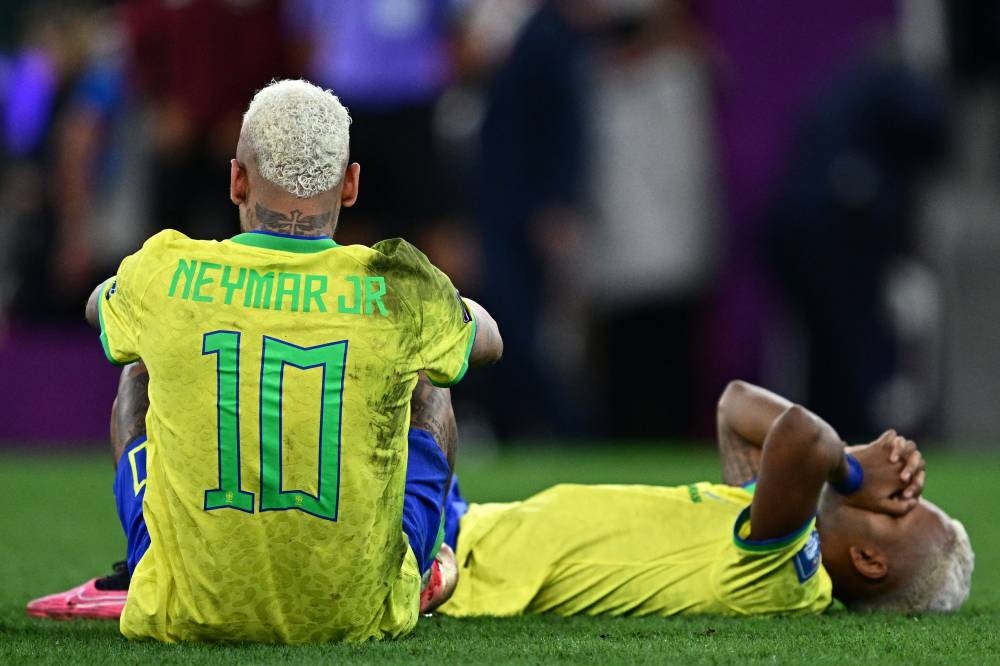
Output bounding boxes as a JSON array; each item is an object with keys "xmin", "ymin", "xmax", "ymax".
[
  {"xmin": 443, "ymin": 475, "xmax": 468, "ymax": 550},
  {"xmin": 113, "ymin": 436, "xmax": 151, "ymax": 574},
  {"xmin": 113, "ymin": 428, "xmax": 452, "ymax": 576}
]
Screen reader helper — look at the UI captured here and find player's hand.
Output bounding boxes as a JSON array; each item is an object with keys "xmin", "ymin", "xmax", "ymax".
[
  {"xmin": 846, "ymin": 430, "xmax": 926, "ymax": 504},
  {"xmin": 842, "ymin": 430, "xmax": 924, "ymax": 516}
]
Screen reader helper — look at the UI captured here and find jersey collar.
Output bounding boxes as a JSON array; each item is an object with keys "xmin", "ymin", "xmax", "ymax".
[{"xmin": 229, "ymin": 230, "xmax": 339, "ymax": 254}]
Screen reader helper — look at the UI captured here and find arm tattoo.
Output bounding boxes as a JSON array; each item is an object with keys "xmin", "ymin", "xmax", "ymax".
[
  {"xmin": 410, "ymin": 376, "xmax": 457, "ymax": 470},
  {"xmin": 113, "ymin": 362, "xmax": 150, "ymax": 457},
  {"xmin": 718, "ymin": 427, "xmax": 762, "ymax": 487},
  {"xmin": 252, "ymin": 203, "xmax": 335, "ymax": 236}
]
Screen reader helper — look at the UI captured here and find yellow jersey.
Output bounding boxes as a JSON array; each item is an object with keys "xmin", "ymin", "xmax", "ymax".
[
  {"xmin": 98, "ymin": 229, "xmax": 476, "ymax": 643},
  {"xmin": 439, "ymin": 483, "xmax": 832, "ymax": 617}
]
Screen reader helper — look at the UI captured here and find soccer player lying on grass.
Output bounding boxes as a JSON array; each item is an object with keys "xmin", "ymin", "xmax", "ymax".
[
  {"xmin": 25, "ymin": 78, "xmax": 503, "ymax": 643},
  {"xmin": 32, "ymin": 380, "xmax": 972, "ymax": 622},
  {"xmin": 423, "ymin": 380, "xmax": 973, "ymax": 616}
]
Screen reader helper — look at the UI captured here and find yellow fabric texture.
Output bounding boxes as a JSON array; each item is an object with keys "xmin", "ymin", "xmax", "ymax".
[
  {"xmin": 99, "ymin": 230, "xmax": 475, "ymax": 643},
  {"xmin": 439, "ymin": 483, "xmax": 832, "ymax": 618}
]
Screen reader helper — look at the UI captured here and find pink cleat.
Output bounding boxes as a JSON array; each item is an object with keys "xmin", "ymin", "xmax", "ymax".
[
  {"xmin": 419, "ymin": 543, "xmax": 458, "ymax": 614},
  {"xmin": 26, "ymin": 561, "xmax": 129, "ymax": 620}
]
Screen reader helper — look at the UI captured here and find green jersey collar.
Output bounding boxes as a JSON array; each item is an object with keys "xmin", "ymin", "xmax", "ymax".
[{"xmin": 230, "ymin": 230, "xmax": 339, "ymax": 254}]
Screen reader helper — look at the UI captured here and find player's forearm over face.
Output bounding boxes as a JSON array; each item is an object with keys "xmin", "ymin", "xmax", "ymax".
[
  {"xmin": 466, "ymin": 298, "xmax": 503, "ymax": 367},
  {"xmin": 747, "ymin": 405, "xmax": 850, "ymax": 540},
  {"xmin": 85, "ymin": 279, "xmax": 110, "ymax": 329}
]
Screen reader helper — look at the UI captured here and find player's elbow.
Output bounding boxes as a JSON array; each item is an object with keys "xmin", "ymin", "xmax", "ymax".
[
  {"xmin": 85, "ymin": 282, "xmax": 103, "ymax": 329},
  {"xmin": 718, "ymin": 379, "xmax": 751, "ymax": 417},
  {"xmin": 471, "ymin": 319, "xmax": 503, "ymax": 366},
  {"xmin": 774, "ymin": 404, "xmax": 823, "ymax": 445},
  {"xmin": 468, "ymin": 301, "xmax": 503, "ymax": 367}
]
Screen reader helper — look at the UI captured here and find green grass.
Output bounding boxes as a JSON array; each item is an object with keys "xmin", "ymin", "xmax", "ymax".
[{"xmin": 1, "ymin": 443, "xmax": 999, "ymax": 664}]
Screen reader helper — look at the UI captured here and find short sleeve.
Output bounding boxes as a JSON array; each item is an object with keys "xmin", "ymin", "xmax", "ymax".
[
  {"xmin": 421, "ymin": 288, "xmax": 477, "ymax": 388},
  {"xmin": 711, "ymin": 508, "xmax": 832, "ymax": 615},
  {"xmin": 97, "ymin": 232, "xmax": 172, "ymax": 365},
  {"xmin": 98, "ymin": 255, "xmax": 142, "ymax": 365},
  {"xmin": 372, "ymin": 239, "xmax": 477, "ymax": 387}
]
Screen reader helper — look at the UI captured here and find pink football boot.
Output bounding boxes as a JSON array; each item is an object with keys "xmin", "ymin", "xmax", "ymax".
[
  {"xmin": 419, "ymin": 544, "xmax": 458, "ymax": 614},
  {"xmin": 26, "ymin": 561, "xmax": 128, "ymax": 620}
]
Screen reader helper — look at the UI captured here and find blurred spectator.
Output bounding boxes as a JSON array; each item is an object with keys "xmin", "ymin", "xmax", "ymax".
[
  {"xmin": 0, "ymin": 2, "xmax": 100, "ymax": 321},
  {"xmin": 758, "ymin": 50, "xmax": 949, "ymax": 441},
  {"xmin": 584, "ymin": 0, "xmax": 720, "ymax": 440},
  {"xmin": 52, "ymin": 6, "xmax": 151, "ymax": 307},
  {"xmin": 123, "ymin": 0, "xmax": 293, "ymax": 242},
  {"xmin": 475, "ymin": 0, "xmax": 606, "ymax": 440},
  {"xmin": 285, "ymin": 0, "xmax": 463, "ymax": 249}
]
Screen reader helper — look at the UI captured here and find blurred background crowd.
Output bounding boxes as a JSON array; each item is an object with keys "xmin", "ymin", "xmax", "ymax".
[{"xmin": 0, "ymin": 0, "xmax": 997, "ymax": 450}]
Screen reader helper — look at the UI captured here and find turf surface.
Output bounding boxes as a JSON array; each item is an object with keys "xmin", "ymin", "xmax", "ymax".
[{"xmin": 1, "ymin": 442, "xmax": 998, "ymax": 664}]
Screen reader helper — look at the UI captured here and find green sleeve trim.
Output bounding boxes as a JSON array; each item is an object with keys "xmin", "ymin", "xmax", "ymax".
[
  {"xmin": 96, "ymin": 280, "xmax": 126, "ymax": 367},
  {"xmin": 732, "ymin": 506, "xmax": 815, "ymax": 553},
  {"xmin": 428, "ymin": 312, "xmax": 477, "ymax": 389}
]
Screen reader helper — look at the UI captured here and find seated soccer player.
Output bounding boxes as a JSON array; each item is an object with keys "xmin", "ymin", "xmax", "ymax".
[
  {"xmin": 29, "ymin": 364, "xmax": 467, "ymax": 624},
  {"xmin": 424, "ymin": 381, "xmax": 973, "ymax": 616},
  {"xmin": 25, "ymin": 79, "xmax": 503, "ymax": 643}
]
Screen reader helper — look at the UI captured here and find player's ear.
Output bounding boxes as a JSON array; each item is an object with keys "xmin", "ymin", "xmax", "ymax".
[
  {"xmin": 230, "ymin": 159, "xmax": 248, "ymax": 206},
  {"xmin": 848, "ymin": 545, "xmax": 888, "ymax": 580},
  {"xmin": 341, "ymin": 162, "xmax": 360, "ymax": 208}
]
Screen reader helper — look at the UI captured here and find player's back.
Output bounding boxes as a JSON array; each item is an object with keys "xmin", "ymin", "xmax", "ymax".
[
  {"xmin": 99, "ymin": 229, "xmax": 476, "ymax": 642},
  {"xmin": 440, "ymin": 483, "xmax": 831, "ymax": 618}
]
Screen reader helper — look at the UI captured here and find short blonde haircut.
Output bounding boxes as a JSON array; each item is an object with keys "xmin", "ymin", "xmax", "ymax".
[
  {"xmin": 856, "ymin": 518, "xmax": 974, "ymax": 613},
  {"xmin": 240, "ymin": 79, "xmax": 351, "ymax": 198}
]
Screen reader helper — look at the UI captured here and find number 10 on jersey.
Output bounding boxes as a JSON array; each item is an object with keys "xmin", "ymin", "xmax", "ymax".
[{"xmin": 201, "ymin": 331, "xmax": 347, "ymax": 521}]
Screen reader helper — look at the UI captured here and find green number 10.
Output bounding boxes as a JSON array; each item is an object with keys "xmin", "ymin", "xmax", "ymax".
[{"xmin": 202, "ymin": 331, "xmax": 347, "ymax": 521}]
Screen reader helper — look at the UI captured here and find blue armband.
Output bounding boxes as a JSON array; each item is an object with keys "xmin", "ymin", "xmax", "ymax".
[{"xmin": 831, "ymin": 453, "xmax": 864, "ymax": 495}]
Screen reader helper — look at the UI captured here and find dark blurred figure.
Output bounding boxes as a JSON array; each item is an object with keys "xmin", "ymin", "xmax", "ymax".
[
  {"xmin": 475, "ymin": 0, "xmax": 607, "ymax": 440},
  {"xmin": 0, "ymin": 2, "xmax": 101, "ymax": 321},
  {"xmin": 52, "ymin": 7, "xmax": 151, "ymax": 309},
  {"xmin": 285, "ymin": 0, "xmax": 460, "ymax": 249},
  {"xmin": 585, "ymin": 0, "xmax": 720, "ymax": 441},
  {"xmin": 943, "ymin": 1, "xmax": 1000, "ymax": 86},
  {"xmin": 123, "ymin": 0, "xmax": 293, "ymax": 241},
  {"xmin": 758, "ymin": 52, "xmax": 949, "ymax": 441}
]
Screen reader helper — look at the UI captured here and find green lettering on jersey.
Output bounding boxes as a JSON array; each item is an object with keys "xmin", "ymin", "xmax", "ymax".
[
  {"xmin": 338, "ymin": 275, "xmax": 362, "ymax": 314},
  {"xmin": 275, "ymin": 272, "xmax": 302, "ymax": 312},
  {"xmin": 167, "ymin": 259, "xmax": 197, "ymax": 300},
  {"xmin": 259, "ymin": 336, "xmax": 346, "ymax": 520},
  {"xmin": 304, "ymin": 275, "xmax": 328, "ymax": 313},
  {"xmin": 245, "ymin": 270, "xmax": 275, "ymax": 309},
  {"xmin": 364, "ymin": 277, "xmax": 388, "ymax": 316},
  {"xmin": 203, "ymin": 331, "xmax": 255, "ymax": 513},
  {"xmin": 193, "ymin": 262, "xmax": 221, "ymax": 303},
  {"xmin": 220, "ymin": 266, "xmax": 247, "ymax": 305}
]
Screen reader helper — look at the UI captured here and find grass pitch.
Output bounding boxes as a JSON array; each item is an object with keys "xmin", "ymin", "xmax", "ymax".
[{"xmin": 1, "ymin": 442, "xmax": 998, "ymax": 664}]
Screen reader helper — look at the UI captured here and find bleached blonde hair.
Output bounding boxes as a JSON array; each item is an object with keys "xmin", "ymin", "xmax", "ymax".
[
  {"xmin": 856, "ymin": 518, "xmax": 974, "ymax": 613},
  {"xmin": 240, "ymin": 79, "xmax": 351, "ymax": 198}
]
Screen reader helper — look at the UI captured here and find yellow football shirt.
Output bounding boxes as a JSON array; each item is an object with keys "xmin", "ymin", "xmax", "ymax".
[
  {"xmin": 98, "ymin": 229, "xmax": 476, "ymax": 643},
  {"xmin": 439, "ymin": 483, "xmax": 832, "ymax": 617}
]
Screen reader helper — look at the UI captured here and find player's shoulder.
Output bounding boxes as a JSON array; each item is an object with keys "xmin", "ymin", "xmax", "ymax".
[
  {"xmin": 368, "ymin": 237, "xmax": 448, "ymax": 284},
  {"xmin": 139, "ymin": 228, "xmax": 191, "ymax": 249},
  {"xmin": 136, "ymin": 228, "xmax": 224, "ymax": 260},
  {"xmin": 370, "ymin": 237, "xmax": 431, "ymax": 267}
]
